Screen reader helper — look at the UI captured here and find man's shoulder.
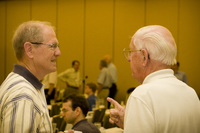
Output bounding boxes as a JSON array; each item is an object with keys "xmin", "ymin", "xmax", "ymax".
[
  {"xmin": 109, "ymin": 63, "xmax": 117, "ymax": 69},
  {"xmin": 0, "ymin": 73, "xmax": 41, "ymax": 103},
  {"xmin": 74, "ymin": 119, "xmax": 100, "ymax": 133}
]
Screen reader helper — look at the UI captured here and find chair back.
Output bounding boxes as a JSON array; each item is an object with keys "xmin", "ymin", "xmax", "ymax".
[
  {"xmin": 50, "ymin": 102, "xmax": 62, "ymax": 117},
  {"xmin": 92, "ymin": 107, "xmax": 106, "ymax": 123},
  {"xmin": 52, "ymin": 115, "xmax": 66, "ymax": 131}
]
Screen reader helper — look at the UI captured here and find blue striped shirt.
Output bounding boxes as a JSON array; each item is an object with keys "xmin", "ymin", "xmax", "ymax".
[{"xmin": 0, "ymin": 64, "xmax": 53, "ymax": 133}]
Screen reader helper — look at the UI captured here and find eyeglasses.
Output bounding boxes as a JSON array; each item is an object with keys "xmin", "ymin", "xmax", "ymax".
[
  {"xmin": 61, "ymin": 108, "xmax": 67, "ymax": 113},
  {"xmin": 31, "ymin": 42, "xmax": 59, "ymax": 50},
  {"xmin": 123, "ymin": 48, "xmax": 141, "ymax": 60}
]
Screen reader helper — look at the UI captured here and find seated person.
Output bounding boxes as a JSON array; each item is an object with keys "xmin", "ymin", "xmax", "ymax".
[
  {"xmin": 60, "ymin": 94, "xmax": 100, "ymax": 133},
  {"xmin": 84, "ymin": 82, "xmax": 98, "ymax": 111},
  {"xmin": 42, "ymin": 71, "xmax": 57, "ymax": 104},
  {"xmin": 171, "ymin": 61, "xmax": 188, "ymax": 84},
  {"xmin": 125, "ymin": 87, "xmax": 136, "ymax": 104}
]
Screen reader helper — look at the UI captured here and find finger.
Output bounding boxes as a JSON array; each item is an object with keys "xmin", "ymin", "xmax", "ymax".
[
  {"xmin": 68, "ymin": 130, "xmax": 74, "ymax": 133},
  {"xmin": 109, "ymin": 118, "xmax": 115, "ymax": 124},
  {"xmin": 107, "ymin": 97, "xmax": 121, "ymax": 108}
]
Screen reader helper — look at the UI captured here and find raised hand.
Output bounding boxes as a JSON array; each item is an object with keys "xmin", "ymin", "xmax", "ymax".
[{"xmin": 107, "ymin": 97, "xmax": 125, "ymax": 129}]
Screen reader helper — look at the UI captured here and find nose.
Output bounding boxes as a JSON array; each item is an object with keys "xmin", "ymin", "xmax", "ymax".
[
  {"xmin": 61, "ymin": 112, "xmax": 64, "ymax": 117},
  {"xmin": 55, "ymin": 47, "xmax": 61, "ymax": 56},
  {"xmin": 128, "ymin": 56, "xmax": 131, "ymax": 62}
]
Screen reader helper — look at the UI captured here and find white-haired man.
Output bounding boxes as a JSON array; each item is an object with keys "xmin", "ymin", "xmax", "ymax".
[{"xmin": 107, "ymin": 25, "xmax": 200, "ymax": 133}]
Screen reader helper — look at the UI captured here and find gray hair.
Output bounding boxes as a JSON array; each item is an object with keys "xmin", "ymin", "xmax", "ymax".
[
  {"xmin": 132, "ymin": 25, "xmax": 177, "ymax": 65},
  {"xmin": 12, "ymin": 21, "xmax": 54, "ymax": 60}
]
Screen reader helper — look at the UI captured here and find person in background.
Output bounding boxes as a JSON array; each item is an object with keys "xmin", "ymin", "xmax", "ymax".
[
  {"xmin": 107, "ymin": 25, "xmax": 200, "ymax": 133},
  {"xmin": 125, "ymin": 87, "xmax": 135, "ymax": 104},
  {"xmin": 104, "ymin": 54, "xmax": 117, "ymax": 108},
  {"xmin": 58, "ymin": 60, "xmax": 82, "ymax": 98},
  {"xmin": 171, "ymin": 61, "xmax": 188, "ymax": 84},
  {"xmin": 42, "ymin": 71, "xmax": 58, "ymax": 104},
  {"xmin": 0, "ymin": 21, "xmax": 61, "ymax": 132},
  {"xmin": 97, "ymin": 60, "xmax": 112, "ymax": 108},
  {"xmin": 60, "ymin": 94, "xmax": 101, "ymax": 133},
  {"xmin": 84, "ymin": 82, "xmax": 98, "ymax": 111}
]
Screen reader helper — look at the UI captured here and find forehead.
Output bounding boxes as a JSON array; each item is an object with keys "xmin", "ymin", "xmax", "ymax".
[
  {"xmin": 85, "ymin": 85, "xmax": 90, "ymax": 89},
  {"xmin": 74, "ymin": 62, "xmax": 80, "ymax": 65},
  {"xmin": 129, "ymin": 39, "xmax": 135, "ymax": 49},
  {"xmin": 63, "ymin": 100, "xmax": 72, "ymax": 108},
  {"xmin": 43, "ymin": 26, "xmax": 58, "ymax": 42}
]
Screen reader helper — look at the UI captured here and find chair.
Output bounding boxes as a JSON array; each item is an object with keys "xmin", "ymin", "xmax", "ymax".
[
  {"xmin": 103, "ymin": 114, "xmax": 117, "ymax": 129},
  {"xmin": 52, "ymin": 115, "xmax": 66, "ymax": 131},
  {"xmin": 92, "ymin": 107, "xmax": 106, "ymax": 124},
  {"xmin": 50, "ymin": 102, "xmax": 62, "ymax": 117}
]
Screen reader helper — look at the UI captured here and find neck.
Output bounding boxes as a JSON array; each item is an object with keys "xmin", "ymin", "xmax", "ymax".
[
  {"xmin": 18, "ymin": 60, "xmax": 44, "ymax": 80},
  {"xmin": 73, "ymin": 115, "xmax": 85, "ymax": 126},
  {"xmin": 87, "ymin": 91, "xmax": 94, "ymax": 96},
  {"xmin": 139, "ymin": 60, "xmax": 170, "ymax": 83}
]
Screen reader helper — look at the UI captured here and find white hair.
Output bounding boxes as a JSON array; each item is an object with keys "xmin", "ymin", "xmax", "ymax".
[{"xmin": 132, "ymin": 25, "xmax": 177, "ymax": 65}]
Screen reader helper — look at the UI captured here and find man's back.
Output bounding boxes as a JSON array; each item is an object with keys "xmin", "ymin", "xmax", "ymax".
[
  {"xmin": 125, "ymin": 69, "xmax": 200, "ymax": 133},
  {"xmin": 87, "ymin": 94, "xmax": 97, "ymax": 111}
]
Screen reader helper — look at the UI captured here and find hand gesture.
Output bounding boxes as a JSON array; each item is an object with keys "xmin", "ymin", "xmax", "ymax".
[{"xmin": 107, "ymin": 97, "xmax": 125, "ymax": 129}]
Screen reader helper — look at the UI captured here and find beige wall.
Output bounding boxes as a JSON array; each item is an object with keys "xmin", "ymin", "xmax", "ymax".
[{"xmin": 0, "ymin": 0, "xmax": 200, "ymax": 103}]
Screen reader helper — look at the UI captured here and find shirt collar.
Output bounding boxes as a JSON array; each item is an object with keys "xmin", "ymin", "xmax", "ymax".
[
  {"xmin": 72, "ymin": 119, "xmax": 87, "ymax": 129},
  {"xmin": 143, "ymin": 69, "xmax": 175, "ymax": 84},
  {"xmin": 13, "ymin": 64, "xmax": 43, "ymax": 90}
]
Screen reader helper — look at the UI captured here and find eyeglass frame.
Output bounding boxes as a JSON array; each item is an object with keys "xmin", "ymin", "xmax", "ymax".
[
  {"xmin": 31, "ymin": 42, "xmax": 59, "ymax": 50},
  {"xmin": 60, "ymin": 108, "xmax": 68, "ymax": 113},
  {"xmin": 123, "ymin": 48, "xmax": 141, "ymax": 60}
]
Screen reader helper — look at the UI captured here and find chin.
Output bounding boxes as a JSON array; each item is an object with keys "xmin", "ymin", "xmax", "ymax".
[
  {"xmin": 51, "ymin": 66, "xmax": 57, "ymax": 71},
  {"xmin": 131, "ymin": 73, "xmax": 135, "ymax": 78}
]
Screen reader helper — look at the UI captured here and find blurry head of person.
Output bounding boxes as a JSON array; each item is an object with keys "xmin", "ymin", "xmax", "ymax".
[
  {"xmin": 104, "ymin": 54, "xmax": 112, "ymax": 65},
  {"xmin": 12, "ymin": 21, "xmax": 61, "ymax": 80},
  {"xmin": 99, "ymin": 59, "xmax": 107, "ymax": 70},
  {"xmin": 61, "ymin": 94, "xmax": 89, "ymax": 125},
  {"xmin": 171, "ymin": 61, "xmax": 179, "ymax": 73},
  {"xmin": 85, "ymin": 82, "xmax": 97, "ymax": 96},
  {"xmin": 124, "ymin": 25, "xmax": 177, "ymax": 83},
  {"xmin": 72, "ymin": 60, "xmax": 80, "ymax": 71}
]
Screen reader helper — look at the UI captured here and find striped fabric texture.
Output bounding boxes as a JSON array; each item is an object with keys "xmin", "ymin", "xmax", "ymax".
[{"xmin": 0, "ymin": 65, "xmax": 53, "ymax": 133}]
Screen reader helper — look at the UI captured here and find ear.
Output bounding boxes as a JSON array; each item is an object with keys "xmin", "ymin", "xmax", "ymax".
[
  {"xmin": 24, "ymin": 42, "xmax": 34, "ymax": 58},
  {"xmin": 141, "ymin": 49, "xmax": 149, "ymax": 66},
  {"xmin": 75, "ymin": 107, "xmax": 81, "ymax": 116}
]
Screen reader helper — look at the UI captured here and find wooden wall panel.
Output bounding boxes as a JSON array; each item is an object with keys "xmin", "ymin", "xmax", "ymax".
[
  {"xmin": 0, "ymin": 2, "xmax": 6, "ymax": 84},
  {"xmin": 57, "ymin": 0, "xmax": 84, "ymax": 92},
  {"xmin": 114, "ymin": 0, "xmax": 145, "ymax": 102},
  {"xmin": 179, "ymin": 0, "xmax": 200, "ymax": 94},
  {"xmin": 31, "ymin": 0, "xmax": 57, "ymax": 28},
  {"xmin": 84, "ymin": 0, "xmax": 114, "ymax": 84},
  {"xmin": 6, "ymin": 1, "xmax": 30, "ymax": 76},
  {"xmin": 57, "ymin": 0, "xmax": 84, "ymax": 72},
  {"xmin": 146, "ymin": 0, "xmax": 179, "ymax": 43}
]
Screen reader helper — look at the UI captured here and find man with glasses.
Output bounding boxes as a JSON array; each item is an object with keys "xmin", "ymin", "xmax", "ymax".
[
  {"xmin": 0, "ymin": 21, "xmax": 61, "ymax": 132},
  {"xmin": 60, "ymin": 94, "xmax": 100, "ymax": 133},
  {"xmin": 107, "ymin": 25, "xmax": 200, "ymax": 133}
]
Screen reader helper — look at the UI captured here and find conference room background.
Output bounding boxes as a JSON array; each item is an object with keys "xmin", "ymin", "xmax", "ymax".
[{"xmin": 0, "ymin": 0, "xmax": 200, "ymax": 102}]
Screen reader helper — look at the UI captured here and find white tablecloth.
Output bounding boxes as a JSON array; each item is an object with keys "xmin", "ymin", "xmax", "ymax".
[{"xmin": 101, "ymin": 127, "xmax": 123, "ymax": 133}]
